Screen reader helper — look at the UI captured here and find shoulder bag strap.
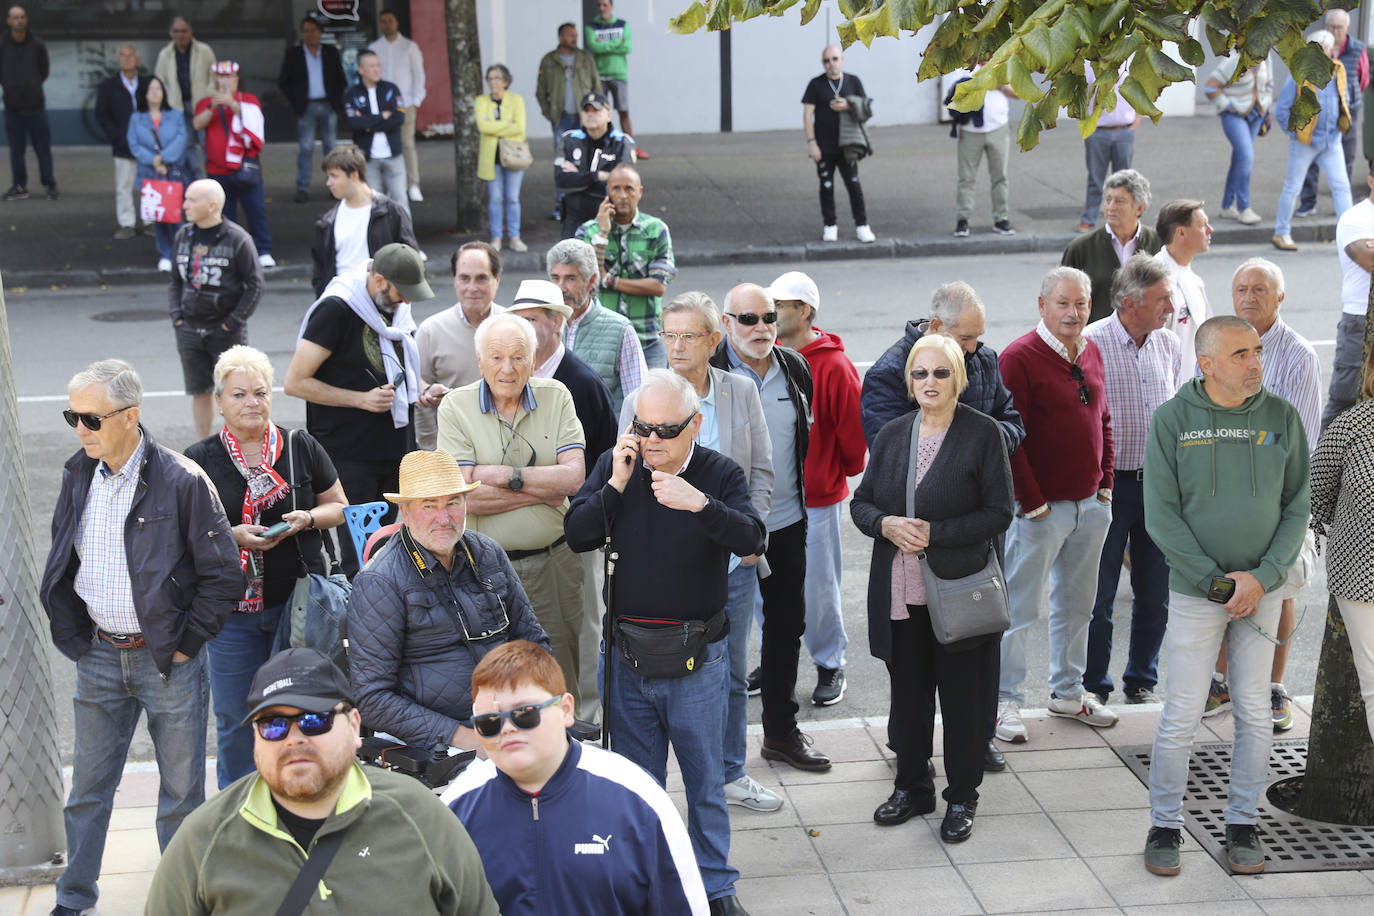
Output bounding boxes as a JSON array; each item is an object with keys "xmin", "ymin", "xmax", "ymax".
[
  {"xmin": 273, "ymin": 825, "xmax": 350, "ymax": 916},
  {"xmin": 905, "ymin": 409, "xmax": 922, "ymax": 520},
  {"xmin": 400, "ymin": 527, "xmax": 484, "ymax": 666},
  {"xmin": 285, "ymin": 428, "xmax": 311, "ymax": 578}
]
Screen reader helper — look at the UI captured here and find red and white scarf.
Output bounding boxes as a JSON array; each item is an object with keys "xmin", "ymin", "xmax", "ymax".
[{"xmin": 222, "ymin": 424, "xmax": 288, "ymax": 613}]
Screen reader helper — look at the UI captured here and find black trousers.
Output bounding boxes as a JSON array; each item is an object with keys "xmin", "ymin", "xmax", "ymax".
[
  {"xmin": 816, "ymin": 152, "xmax": 867, "ymax": 226},
  {"xmin": 332, "ymin": 457, "xmax": 400, "ymax": 576},
  {"xmin": 758, "ymin": 519, "xmax": 807, "ymax": 739},
  {"xmin": 560, "ymin": 192, "xmax": 601, "ymax": 240},
  {"xmin": 887, "ymin": 607, "xmax": 999, "ymax": 803}
]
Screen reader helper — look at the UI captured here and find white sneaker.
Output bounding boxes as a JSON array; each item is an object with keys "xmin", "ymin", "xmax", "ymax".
[
  {"xmin": 995, "ymin": 701, "xmax": 1028, "ymax": 743},
  {"xmin": 821, "ymin": 224, "xmax": 838, "ymax": 242},
  {"xmin": 725, "ymin": 773, "xmax": 783, "ymax": 812},
  {"xmin": 258, "ymin": 254, "xmax": 276, "ymax": 268},
  {"xmin": 1048, "ymin": 693, "xmax": 1119, "ymax": 728},
  {"xmin": 1218, "ymin": 206, "xmax": 1240, "ymax": 221},
  {"xmin": 1238, "ymin": 207, "xmax": 1262, "ymax": 225},
  {"xmin": 156, "ymin": 257, "xmax": 172, "ymax": 272},
  {"xmin": 855, "ymin": 224, "xmax": 876, "ymax": 243},
  {"xmin": 408, "ymin": 185, "xmax": 424, "ymax": 202}
]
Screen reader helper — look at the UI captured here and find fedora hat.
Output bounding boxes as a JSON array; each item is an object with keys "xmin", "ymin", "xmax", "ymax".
[
  {"xmin": 383, "ymin": 450, "xmax": 481, "ymax": 503},
  {"xmin": 507, "ymin": 279, "xmax": 574, "ymax": 320}
]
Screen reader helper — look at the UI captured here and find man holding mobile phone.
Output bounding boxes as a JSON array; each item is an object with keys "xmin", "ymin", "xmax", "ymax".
[{"xmin": 1141, "ymin": 315, "xmax": 1310, "ymax": 879}]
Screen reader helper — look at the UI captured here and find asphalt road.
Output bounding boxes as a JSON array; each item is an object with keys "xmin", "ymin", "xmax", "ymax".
[{"xmin": 8, "ymin": 242, "xmax": 1342, "ymax": 764}]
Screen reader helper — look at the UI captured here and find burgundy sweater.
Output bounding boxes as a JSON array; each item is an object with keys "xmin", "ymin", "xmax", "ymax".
[{"xmin": 999, "ymin": 330, "xmax": 1114, "ymax": 510}]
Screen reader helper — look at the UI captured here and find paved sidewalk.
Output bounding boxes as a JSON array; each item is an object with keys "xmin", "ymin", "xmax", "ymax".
[
  {"xmin": 0, "ymin": 109, "xmax": 1351, "ymax": 289},
  {"xmin": 7, "ymin": 699, "xmax": 1371, "ymax": 915}
]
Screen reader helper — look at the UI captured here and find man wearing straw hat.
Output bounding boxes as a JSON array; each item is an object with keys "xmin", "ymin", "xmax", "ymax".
[{"xmin": 348, "ymin": 449, "xmax": 549, "ymax": 751}]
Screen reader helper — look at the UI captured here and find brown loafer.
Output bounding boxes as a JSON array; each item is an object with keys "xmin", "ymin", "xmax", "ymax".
[{"xmin": 761, "ymin": 728, "xmax": 831, "ymax": 772}]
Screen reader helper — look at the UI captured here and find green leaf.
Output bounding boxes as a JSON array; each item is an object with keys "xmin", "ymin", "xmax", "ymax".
[
  {"xmin": 1090, "ymin": 0, "xmax": 1130, "ymax": 37},
  {"xmin": 799, "ymin": 0, "xmax": 824, "ymax": 26},
  {"xmin": 668, "ymin": 1, "xmax": 708, "ymax": 34},
  {"xmin": 1057, "ymin": 66, "xmax": 1090, "ymax": 118},
  {"xmin": 1243, "ymin": 16, "xmax": 1290, "ymax": 59},
  {"xmin": 1204, "ymin": 6, "xmax": 1238, "ymax": 32},
  {"xmin": 706, "ymin": 0, "xmax": 734, "ymax": 31},
  {"xmin": 1034, "ymin": 84, "xmax": 1061, "ymax": 128},
  {"xmin": 1178, "ymin": 37, "xmax": 1206, "ymax": 67},
  {"xmin": 1128, "ymin": 50, "xmax": 1166, "ymax": 100},
  {"xmin": 951, "ymin": 83, "xmax": 989, "ymax": 113},
  {"xmin": 852, "ymin": 1, "xmax": 896, "ymax": 45},
  {"xmin": 973, "ymin": 0, "xmax": 1012, "ymax": 34},
  {"xmin": 1287, "ymin": 84, "xmax": 1321, "ymax": 133},
  {"xmin": 1007, "ymin": 51, "xmax": 1045, "ymax": 102},
  {"xmin": 1016, "ymin": 97, "xmax": 1044, "ymax": 150},
  {"xmin": 836, "ymin": 19, "xmax": 858, "ymax": 47},
  {"xmin": 1023, "ymin": 22, "xmax": 1053, "ymax": 67},
  {"xmin": 1204, "ymin": 25, "xmax": 1230, "ymax": 57},
  {"xmin": 1287, "ymin": 42, "xmax": 1335, "ymax": 88},
  {"xmin": 1148, "ymin": 47, "xmax": 1192, "ymax": 84},
  {"xmin": 1118, "ymin": 75, "xmax": 1163, "ymax": 119},
  {"xmin": 1044, "ymin": 15, "xmax": 1082, "ymax": 71},
  {"xmin": 836, "ymin": 0, "xmax": 869, "ymax": 18}
]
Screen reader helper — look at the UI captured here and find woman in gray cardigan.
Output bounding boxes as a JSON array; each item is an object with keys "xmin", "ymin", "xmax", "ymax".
[{"xmin": 851, "ymin": 334, "xmax": 1013, "ymax": 843}]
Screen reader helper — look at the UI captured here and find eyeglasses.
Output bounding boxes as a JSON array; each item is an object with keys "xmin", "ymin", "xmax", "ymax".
[
  {"xmin": 63, "ymin": 405, "xmax": 134, "ymax": 431},
  {"xmin": 659, "ymin": 331, "xmax": 709, "ymax": 344},
  {"xmin": 470, "ymin": 695, "xmax": 561, "ymax": 738},
  {"xmin": 631, "ymin": 410, "xmax": 698, "ymax": 440},
  {"xmin": 253, "ymin": 708, "xmax": 342, "ymax": 741},
  {"xmin": 724, "ymin": 311, "xmax": 777, "ymax": 326},
  {"xmin": 909, "ymin": 368, "xmax": 953, "ymax": 381},
  {"xmin": 1068, "ymin": 364, "xmax": 1090, "ymax": 405}
]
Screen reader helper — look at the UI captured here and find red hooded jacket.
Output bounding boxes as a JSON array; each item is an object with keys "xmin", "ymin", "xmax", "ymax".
[{"xmin": 799, "ymin": 328, "xmax": 867, "ymax": 506}]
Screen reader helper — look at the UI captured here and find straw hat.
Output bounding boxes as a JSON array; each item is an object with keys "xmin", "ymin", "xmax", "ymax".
[{"xmin": 383, "ymin": 450, "xmax": 480, "ymax": 502}]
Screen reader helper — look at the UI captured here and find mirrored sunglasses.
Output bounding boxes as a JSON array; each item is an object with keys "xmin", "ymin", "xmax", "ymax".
[{"xmin": 253, "ymin": 709, "xmax": 341, "ymax": 741}]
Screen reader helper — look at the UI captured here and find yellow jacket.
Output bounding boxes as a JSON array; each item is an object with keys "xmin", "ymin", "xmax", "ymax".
[
  {"xmin": 1296, "ymin": 60, "xmax": 1351, "ymax": 146},
  {"xmin": 475, "ymin": 91, "xmax": 527, "ymax": 181}
]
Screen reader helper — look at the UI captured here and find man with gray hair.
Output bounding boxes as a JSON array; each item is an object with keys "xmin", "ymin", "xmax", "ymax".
[
  {"xmin": 1062, "ymin": 168, "xmax": 1163, "ymax": 324},
  {"xmin": 547, "ymin": 236, "xmax": 646, "ymax": 413},
  {"xmin": 1084, "ymin": 254, "xmax": 1181, "ymax": 707},
  {"xmin": 437, "ymin": 312, "xmax": 590, "ymax": 717},
  {"xmin": 41, "ymin": 358, "xmax": 242, "ymax": 916},
  {"xmin": 94, "ymin": 43, "xmax": 149, "ymax": 238},
  {"xmin": 566, "ymin": 368, "xmax": 767, "ymax": 915},
  {"xmin": 996, "ymin": 266, "xmax": 1117, "ymax": 745}
]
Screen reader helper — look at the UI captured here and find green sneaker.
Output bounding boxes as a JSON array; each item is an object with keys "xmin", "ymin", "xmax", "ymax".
[
  {"xmin": 1271, "ymin": 683, "xmax": 1294, "ymax": 731},
  {"xmin": 1144, "ymin": 826, "xmax": 1183, "ymax": 876},
  {"xmin": 1202, "ymin": 675, "xmax": 1231, "ymax": 718},
  {"xmin": 1225, "ymin": 823, "xmax": 1266, "ymax": 874}
]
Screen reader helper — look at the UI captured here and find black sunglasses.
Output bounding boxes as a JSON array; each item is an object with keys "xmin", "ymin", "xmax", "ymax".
[
  {"xmin": 63, "ymin": 405, "xmax": 134, "ymax": 431},
  {"xmin": 632, "ymin": 410, "xmax": 699, "ymax": 440},
  {"xmin": 725, "ymin": 311, "xmax": 778, "ymax": 326},
  {"xmin": 471, "ymin": 695, "xmax": 561, "ymax": 738},
  {"xmin": 1068, "ymin": 364, "xmax": 1090, "ymax": 406},
  {"xmin": 253, "ymin": 708, "xmax": 342, "ymax": 741},
  {"xmin": 909, "ymin": 368, "xmax": 953, "ymax": 381}
]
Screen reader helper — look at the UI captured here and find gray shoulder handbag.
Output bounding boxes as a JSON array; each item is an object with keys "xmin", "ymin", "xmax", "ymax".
[{"xmin": 905, "ymin": 411, "xmax": 1010, "ymax": 645}]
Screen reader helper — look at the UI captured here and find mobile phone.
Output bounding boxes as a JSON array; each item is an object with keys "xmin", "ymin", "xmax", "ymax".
[
  {"xmin": 262, "ymin": 520, "xmax": 291, "ymax": 539},
  {"xmin": 1207, "ymin": 576, "xmax": 1236, "ymax": 604}
]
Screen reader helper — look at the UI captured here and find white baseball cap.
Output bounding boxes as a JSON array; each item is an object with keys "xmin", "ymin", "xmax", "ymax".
[{"xmin": 766, "ymin": 271, "xmax": 821, "ymax": 313}]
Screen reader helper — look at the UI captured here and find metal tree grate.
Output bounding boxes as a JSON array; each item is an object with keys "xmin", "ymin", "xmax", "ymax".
[
  {"xmin": 1115, "ymin": 739, "xmax": 1374, "ymax": 873},
  {"xmin": 91, "ymin": 308, "xmax": 167, "ymax": 322}
]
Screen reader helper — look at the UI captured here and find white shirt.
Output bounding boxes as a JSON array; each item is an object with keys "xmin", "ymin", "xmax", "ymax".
[
  {"xmin": 1110, "ymin": 220, "xmax": 1143, "ymax": 265},
  {"xmin": 1155, "ymin": 246, "xmax": 1209, "ymax": 384},
  {"xmin": 121, "ymin": 73, "xmax": 139, "ymax": 105},
  {"xmin": 333, "ymin": 199, "xmax": 372, "ymax": 275},
  {"xmin": 945, "ymin": 67, "xmax": 1009, "ymax": 133},
  {"xmin": 533, "ymin": 342, "xmax": 567, "ymax": 379},
  {"xmin": 1335, "ymin": 198, "xmax": 1374, "ymax": 315},
  {"xmin": 367, "ymin": 87, "xmax": 393, "ymax": 159},
  {"xmin": 368, "ymin": 33, "xmax": 426, "ymax": 108}
]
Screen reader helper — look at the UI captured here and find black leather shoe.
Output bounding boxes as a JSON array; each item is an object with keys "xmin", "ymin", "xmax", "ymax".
[
  {"xmin": 709, "ymin": 894, "xmax": 749, "ymax": 915},
  {"xmin": 873, "ymin": 788, "xmax": 936, "ymax": 825},
  {"xmin": 926, "ymin": 757, "xmax": 936, "ymax": 778},
  {"xmin": 940, "ymin": 800, "xmax": 978, "ymax": 843},
  {"xmin": 761, "ymin": 728, "xmax": 831, "ymax": 772},
  {"xmin": 984, "ymin": 740, "xmax": 1006, "ymax": 772}
]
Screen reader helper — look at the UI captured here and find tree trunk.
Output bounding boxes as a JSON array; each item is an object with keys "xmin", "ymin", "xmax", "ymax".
[
  {"xmin": 1296, "ymin": 596, "xmax": 1374, "ymax": 824},
  {"xmin": 444, "ymin": 0, "xmax": 484, "ymax": 233}
]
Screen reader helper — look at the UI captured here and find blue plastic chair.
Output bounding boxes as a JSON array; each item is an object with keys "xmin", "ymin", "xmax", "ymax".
[{"xmin": 341, "ymin": 501, "xmax": 389, "ymax": 564}]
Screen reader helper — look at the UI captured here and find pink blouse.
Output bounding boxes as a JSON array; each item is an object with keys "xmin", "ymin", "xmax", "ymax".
[{"xmin": 890, "ymin": 427, "xmax": 947, "ymax": 620}]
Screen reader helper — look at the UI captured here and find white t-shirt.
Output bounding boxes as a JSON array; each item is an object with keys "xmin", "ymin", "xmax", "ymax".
[
  {"xmin": 367, "ymin": 87, "xmax": 393, "ymax": 160},
  {"xmin": 333, "ymin": 199, "xmax": 372, "ymax": 275},
  {"xmin": 944, "ymin": 68, "xmax": 1008, "ymax": 133},
  {"xmin": 1155, "ymin": 247, "xmax": 1208, "ymax": 384},
  {"xmin": 1335, "ymin": 198, "xmax": 1374, "ymax": 315}
]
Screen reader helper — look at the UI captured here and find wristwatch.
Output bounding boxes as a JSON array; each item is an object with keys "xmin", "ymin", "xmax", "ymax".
[{"xmin": 508, "ymin": 467, "xmax": 524, "ymax": 491}]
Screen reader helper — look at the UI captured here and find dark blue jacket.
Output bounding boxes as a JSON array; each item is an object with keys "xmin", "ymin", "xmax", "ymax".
[
  {"xmin": 859, "ymin": 319, "xmax": 1025, "ymax": 455},
  {"xmin": 445, "ymin": 740, "xmax": 708, "ymax": 915},
  {"xmin": 95, "ymin": 72, "xmax": 149, "ymax": 158},
  {"xmin": 343, "ymin": 79, "xmax": 404, "ymax": 160}
]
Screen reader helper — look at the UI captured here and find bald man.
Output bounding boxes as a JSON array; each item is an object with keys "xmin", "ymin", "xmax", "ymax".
[
  {"xmin": 95, "ymin": 43, "xmax": 150, "ymax": 237},
  {"xmin": 801, "ymin": 45, "xmax": 875, "ymax": 243},
  {"xmin": 169, "ymin": 178, "xmax": 264, "ymax": 437}
]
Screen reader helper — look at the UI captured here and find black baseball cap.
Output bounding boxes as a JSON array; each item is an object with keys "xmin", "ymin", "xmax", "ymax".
[
  {"xmin": 580, "ymin": 91, "xmax": 611, "ymax": 111},
  {"xmin": 372, "ymin": 243, "xmax": 435, "ymax": 302},
  {"xmin": 241, "ymin": 648, "xmax": 353, "ymax": 725}
]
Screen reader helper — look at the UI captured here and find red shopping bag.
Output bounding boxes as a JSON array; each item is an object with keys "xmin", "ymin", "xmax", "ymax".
[{"xmin": 139, "ymin": 179, "xmax": 184, "ymax": 224}]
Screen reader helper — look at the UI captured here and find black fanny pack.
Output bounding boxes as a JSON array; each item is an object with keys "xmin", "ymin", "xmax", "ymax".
[{"xmin": 614, "ymin": 610, "xmax": 725, "ymax": 679}]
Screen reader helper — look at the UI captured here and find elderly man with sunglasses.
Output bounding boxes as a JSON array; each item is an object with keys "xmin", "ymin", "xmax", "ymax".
[
  {"xmin": 43, "ymin": 359, "xmax": 243, "ymax": 916},
  {"xmin": 994, "ymin": 266, "xmax": 1117, "ymax": 747},
  {"xmin": 348, "ymin": 449, "xmax": 548, "ymax": 752},
  {"xmin": 566, "ymin": 369, "xmax": 767, "ymax": 916},
  {"xmin": 146, "ymin": 647, "xmax": 501, "ymax": 915}
]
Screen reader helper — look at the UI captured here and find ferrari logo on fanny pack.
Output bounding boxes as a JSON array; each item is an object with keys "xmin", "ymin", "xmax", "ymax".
[{"xmin": 686, "ymin": 657, "xmax": 695, "ymax": 671}]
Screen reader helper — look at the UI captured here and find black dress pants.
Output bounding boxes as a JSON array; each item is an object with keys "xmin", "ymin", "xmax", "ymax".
[{"xmin": 758, "ymin": 520, "xmax": 807, "ymax": 739}]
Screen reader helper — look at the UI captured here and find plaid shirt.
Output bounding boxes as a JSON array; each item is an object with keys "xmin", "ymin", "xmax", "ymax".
[
  {"xmin": 75, "ymin": 433, "xmax": 148, "ymax": 634},
  {"xmin": 1084, "ymin": 313, "xmax": 1181, "ymax": 470},
  {"xmin": 576, "ymin": 211, "xmax": 677, "ymax": 347},
  {"xmin": 1259, "ymin": 316, "xmax": 1322, "ymax": 454}
]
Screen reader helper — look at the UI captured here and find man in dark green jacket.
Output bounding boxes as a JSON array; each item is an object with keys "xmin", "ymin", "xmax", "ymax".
[{"xmin": 1061, "ymin": 168, "xmax": 1162, "ymax": 323}]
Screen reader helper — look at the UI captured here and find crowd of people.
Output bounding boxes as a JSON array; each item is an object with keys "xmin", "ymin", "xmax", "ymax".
[{"xmin": 16, "ymin": 6, "xmax": 1374, "ymax": 916}]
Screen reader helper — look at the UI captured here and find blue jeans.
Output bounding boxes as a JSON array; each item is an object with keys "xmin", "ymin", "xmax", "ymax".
[
  {"xmin": 1085, "ymin": 474, "xmax": 1170, "ymax": 697},
  {"xmin": 1219, "ymin": 108, "xmax": 1264, "ymax": 210},
  {"xmin": 606, "ymin": 636, "xmax": 736, "ymax": 901},
  {"xmin": 296, "ymin": 100, "xmax": 338, "ymax": 190},
  {"xmin": 486, "ymin": 163, "xmax": 525, "ymax": 239},
  {"xmin": 723, "ymin": 563, "xmax": 759, "ymax": 783},
  {"xmin": 366, "ymin": 154, "xmax": 410, "ymax": 217},
  {"xmin": 803, "ymin": 502, "xmax": 848, "ymax": 671},
  {"xmin": 57, "ymin": 639, "xmax": 208, "ymax": 911},
  {"xmin": 212, "ymin": 162, "xmax": 272, "ymax": 255},
  {"xmin": 208, "ymin": 604, "xmax": 284, "ymax": 788},
  {"xmin": 4, "ymin": 108, "xmax": 55, "ymax": 190},
  {"xmin": 1301, "ymin": 117, "xmax": 1359, "ymax": 211},
  {"xmin": 1149, "ymin": 590, "xmax": 1281, "ymax": 829},
  {"xmin": 1274, "ymin": 137, "xmax": 1352, "ymax": 236},
  {"xmin": 999, "ymin": 497, "xmax": 1113, "ymax": 705},
  {"xmin": 1081, "ymin": 127, "xmax": 1135, "ymax": 225}
]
